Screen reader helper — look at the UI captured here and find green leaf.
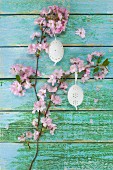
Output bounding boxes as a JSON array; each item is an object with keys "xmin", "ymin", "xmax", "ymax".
[
  {"xmin": 102, "ymin": 58, "xmax": 110, "ymax": 66},
  {"xmin": 93, "ymin": 67, "xmax": 99, "ymax": 73},
  {"xmin": 97, "ymin": 57, "xmax": 101, "ymax": 63},
  {"xmin": 16, "ymin": 75, "xmax": 21, "ymax": 83},
  {"xmin": 42, "ymin": 127, "xmax": 46, "ymax": 132}
]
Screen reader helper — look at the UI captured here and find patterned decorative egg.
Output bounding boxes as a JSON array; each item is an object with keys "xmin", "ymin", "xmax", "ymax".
[
  {"xmin": 49, "ymin": 39, "xmax": 64, "ymax": 64},
  {"xmin": 68, "ymin": 84, "xmax": 84, "ymax": 110}
]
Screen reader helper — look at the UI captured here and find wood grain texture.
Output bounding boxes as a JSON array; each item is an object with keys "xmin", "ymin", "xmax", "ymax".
[
  {"xmin": 1, "ymin": 143, "xmax": 113, "ymax": 170},
  {"xmin": 0, "ymin": 79, "xmax": 113, "ymax": 110},
  {"xmin": 0, "ymin": 47, "xmax": 113, "ymax": 78},
  {"xmin": 1, "ymin": 15, "xmax": 113, "ymax": 46},
  {"xmin": 1, "ymin": 0, "xmax": 113, "ymax": 14},
  {"xmin": 1, "ymin": 0, "xmax": 113, "ymax": 169},
  {"xmin": 1, "ymin": 111, "xmax": 113, "ymax": 142}
]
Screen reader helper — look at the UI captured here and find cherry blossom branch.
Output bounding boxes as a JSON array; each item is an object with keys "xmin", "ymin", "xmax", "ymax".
[
  {"xmin": 28, "ymin": 126, "xmax": 43, "ymax": 170},
  {"xmin": 9, "ymin": 5, "xmax": 110, "ymax": 170}
]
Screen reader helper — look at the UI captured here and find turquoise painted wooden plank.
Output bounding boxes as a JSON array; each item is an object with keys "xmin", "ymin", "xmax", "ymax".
[
  {"xmin": 1, "ymin": 111, "xmax": 113, "ymax": 142},
  {"xmin": 1, "ymin": 143, "xmax": 113, "ymax": 170},
  {"xmin": 1, "ymin": 0, "xmax": 113, "ymax": 14},
  {"xmin": 0, "ymin": 47, "xmax": 113, "ymax": 78},
  {"xmin": 0, "ymin": 79, "xmax": 113, "ymax": 110},
  {"xmin": 1, "ymin": 15, "xmax": 113, "ymax": 46}
]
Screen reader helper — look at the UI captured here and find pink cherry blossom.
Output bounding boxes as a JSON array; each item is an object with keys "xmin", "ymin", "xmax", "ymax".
[
  {"xmin": 92, "ymin": 51, "xmax": 103, "ymax": 57},
  {"xmin": 36, "ymin": 70, "xmax": 41, "ymax": 77},
  {"xmin": 87, "ymin": 54, "xmax": 94, "ymax": 65},
  {"xmin": 28, "ymin": 44, "xmax": 37, "ymax": 54},
  {"xmin": 23, "ymin": 81, "xmax": 32, "ymax": 89},
  {"xmin": 20, "ymin": 66, "xmax": 35, "ymax": 78},
  {"xmin": 56, "ymin": 21, "xmax": 62, "ymax": 29},
  {"xmin": 47, "ymin": 85, "xmax": 57, "ymax": 93},
  {"xmin": 51, "ymin": 95, "xmax": 62, "ymax": 105},
  {"xmin": 81, "ymin": 68, "xmax": 90, "ymax": 83},
  {"xmin": 48, "ymin": 74, "xmax": 56, "ymax": 86},
  {"xmin": 70, "ymin": 57, "xmax": 81, "ymax": 64},
  {"xmin": 30, "ymin": 32, "xmax": 41, "ymax": 40},
  {"xmin": 18, "ymin": 134, "xmax": 26, "ymax": 142},
  {"xmin": 70, "ymin": 58, "xmax": 85, "ymax": 72},
  {"xmin": 60, "ymin": 82, "xmax": 68, "ymax": 90},
  {"xmin": 65, "ymin": 70, "xmax": 70, "ymax": 75},
  {"xmin": 41, "ymin": 116, "xmax": 57, "ymax": 135},
  {"xmin": 32, "ymin": 100, "xmax": 46, "ymax": 113},
  {"xmin": 47, "ymin": 20, "xmax": 55, "ymax": 29},
  {"xmin": 10, "ymin": 65, "xmax": 36, "ymax": 96},
  {"xmin": 32, "ymin": 118, "xmax": 38, "ymax": 127},
  {"xmin": 75, "ymin": 28, "xmax": 86, "ymax": 39},
  {"xmin": 35, "ymin": 6, "xmax": 69, "ymax": 36},
  {"xmin": 37, "ymin": 88, "xmax": 46, "ymax": 100},
  {"xmin": 10, "ymin": 64, "xmax": 23, "ymax": 75},
  {"xmin": 46, "ymin": 111, "xmax": 51, "ymax": 117},
  {"xmin": 53, "ymin": 69, "xmax": 64, "ymax": 79},
  {"xmin": 78, "ymin": 61, "xmax": 85, "ymax": 72},
  {"xmin": 48, "ymin": 123, "xmax": 57, "ymax": 135},
  {"xmin": 81, "ymin": 74, "xmax": 90, "ymax": 83},
  {"xmin": 58, "ymin": 12, "xmax": 62, "ymax": 20},
  {"xmin": 41, "ymin": 117, "xmax": 52, "ymax": 127},
  {"xmin": 10, "ymin": 81, "xmax": 25, "ymax": 96},
  {"xmin": 33, "ymin": 131, "xmax": 40, "ymax": 140},
  {"xmin": 94, "ymin": 68, "xmax": 108, "ymax": 80},
  {"xmin": 70, "ymin": 64, "xmax": 77, "ymax": 73},
  {"xmin": 36, "ymin": 43, "xmax": 42, "ymax": 51},
  {"xmin": 86, "ymin": 68, "xmax": 90, "ymax": 75},
  {"xmin": 34, "ymin": 17, "xmax": 46, "ymax": 25},
  {"xmin": 41, "ymin": 42, "xmax": 49, "ymax": 53},
  {"xmin": 40, "ymin": 8, "xmax": 49, "ymax": 16},
  {"xmin": 26, "ymin": 131, "xmax": 33, "ymax": 138}
]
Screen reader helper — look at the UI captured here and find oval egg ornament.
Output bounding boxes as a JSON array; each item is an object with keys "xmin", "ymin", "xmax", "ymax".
[
  {"xmin": 68, "ymin": 72, "xmax": 84, "ymax": 110},
  {"xmin": 49, "ymin": 39, "xmax": 64, "ymax": 65}
]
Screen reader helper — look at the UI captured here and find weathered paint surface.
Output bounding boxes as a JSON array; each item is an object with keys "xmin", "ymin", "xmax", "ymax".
[
  {"xmin": 0, "ymin": 0, "xmax": 113, "ymax": 170},
  {"xmin": 1, "ymin": 111, "xmax": 113, "ymax": 142},
  {"xmin": 0, "ymin": 79, "xmax": 113, "ymax": 110},
  {"xmin": 0, "ymin": 47, "xmax": 113, "ymax": 78},
  {"xmin": 1, "ymin": 0, "xmax": 113, "ymax": 14},
  {"xmin": 0, "ymin": 15, "xmax": 113, "ymax": 46},
  {"xmin": 1, "ymin": 143, "xmax": 113, "ymax": 170}
]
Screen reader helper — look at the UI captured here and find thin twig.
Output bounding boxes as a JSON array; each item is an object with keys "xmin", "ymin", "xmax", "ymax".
[
  {"xmin": 28, "ymin": 129, "xmax": 43, "ymax": 170},
  {"xmin": 28, "ymin": 28, "xmax": 47, "ymax": 170}
]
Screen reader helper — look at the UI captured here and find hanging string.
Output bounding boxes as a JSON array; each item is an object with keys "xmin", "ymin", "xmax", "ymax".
[
  {"xmin": 75, "ymin": 71, "xmax": 78, "ymax": 110},
  {"xmin": 53, "ymin": 62, "xmax": 57, "ymax": 66},
  {"xmin": 75, "ymin": 71, "xmax": 78, "ymax": 84},
  {"xmin": 54, "ymin": 34, "xmax": 56, "ymax": 40},
  {"xmin": 53, "ymin": 34, "xmax": 57, "ymax": 66}
]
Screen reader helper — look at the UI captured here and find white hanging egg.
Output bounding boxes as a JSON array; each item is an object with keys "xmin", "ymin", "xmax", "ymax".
[
  {"xmin": 49, "ymin": 39, "xmax": 64, "ymax": 64},
  {"xmin": 68, "ymin": 84, "xmax": 84, "ymax": 109}
]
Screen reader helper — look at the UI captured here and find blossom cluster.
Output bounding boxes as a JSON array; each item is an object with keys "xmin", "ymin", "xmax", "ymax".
[
  {"xmin": 10, "ymin": 64, "xmax": 40, "ymax": 96},
  {"xmin": 41, "ymin": 112, "xmax": 57, "ymax": 135},
  {"xmin": 70, "ymin": 51, "xmax": 109, "ymax": 83},
  {"xmin": 28, "ymin": 38, "xmax": 49, "ymax": 54},
  {"xmin": 18, "ymin": 111, "xmax": 57, "ymax": 142},
  {"xmin": 18, "ymin": 130, "xmax": 40, "ymax": 142},
  {"xmin": 34, "ymin": 5, "xmax": 69, "ymax": 36},
  {"xmin": 28, "ymin": 6, "xmax": 69, "ymax": 56},
  {"xmin": 11, "ymin": 51, "xmax": 109, "ymax": 141},
  {"xmin": 10, "ymin": 5, "xmax": 110, "ymax": 170},
  {"xmin": 32, "ymin": 69, "xmax": 68, "ymax": 112}
]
